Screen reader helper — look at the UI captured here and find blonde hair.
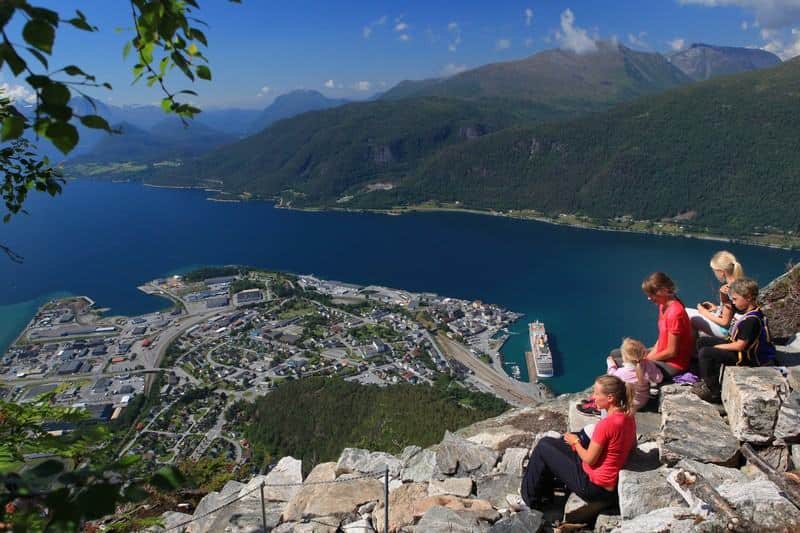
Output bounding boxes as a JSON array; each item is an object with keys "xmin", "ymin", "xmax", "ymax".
[
  {"xmin": 729, "ymin": 277, "xmax": 759, "ymax": 302},
  {"xmin": 595, "ymin": 375, "xmax": 635, "ymax": 415},
  {"xmin": 620, "ymin": 338, "xmax": 648, "ymax": 394},
  {"xmin": 710, "ymin": 251, "xmax": 744, "ymax": 280},
  {"xmin": 641, "ymin": 272, "xmax": 676, "ymax": 296}
]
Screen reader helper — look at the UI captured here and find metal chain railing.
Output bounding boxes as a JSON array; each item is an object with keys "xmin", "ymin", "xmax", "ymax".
[{"xmin": 164, "ymin": 468, "xmax": 390, "ymax": 532}]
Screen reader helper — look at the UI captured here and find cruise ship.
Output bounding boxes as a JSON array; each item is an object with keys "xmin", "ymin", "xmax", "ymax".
[{"xmin": 528, "ymin": 321, "xmax": 554, "ymax": 378}]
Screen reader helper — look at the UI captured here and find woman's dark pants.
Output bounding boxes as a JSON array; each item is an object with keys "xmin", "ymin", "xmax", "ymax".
[{"xmin": 520, "ymin": 436, "xmax": 615, "ymax": 507}]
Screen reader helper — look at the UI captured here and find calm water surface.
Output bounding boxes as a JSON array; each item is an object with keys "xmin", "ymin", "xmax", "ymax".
[{"xmin": 1, "ymin": 181, "xmax": 795, "ymax": 393}]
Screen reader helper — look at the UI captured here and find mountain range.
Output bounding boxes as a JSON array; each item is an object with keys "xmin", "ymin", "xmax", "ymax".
[{"xmin": 68, "ymin": 42, "xmax": 796, "ymax": 236}]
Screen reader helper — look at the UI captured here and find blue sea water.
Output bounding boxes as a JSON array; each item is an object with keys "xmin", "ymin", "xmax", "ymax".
[{"xmin": 1, "ymin": 181, "xmax": 796, "ymax": 393}]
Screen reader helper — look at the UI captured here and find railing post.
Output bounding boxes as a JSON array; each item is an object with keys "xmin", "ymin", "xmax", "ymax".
[
  {"xmin": 384, "ymin": 466, "xmax": 389, "ymax": 532},
  {"xmin": 260, "ymin": 481, "xmax": 267, "ymax": 531}
]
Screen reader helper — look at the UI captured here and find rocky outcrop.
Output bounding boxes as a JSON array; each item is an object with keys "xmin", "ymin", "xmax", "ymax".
[
  {"xmin": 156, "ymin": 345, "xmax": 800, "ymax": 533},
  {"xmin": 721, "ymin": 367, "xmax": 787, "ymax": 443},
  {"xmin": 760, "ymin": 263, "xmax": 800, "ymax": 338}
]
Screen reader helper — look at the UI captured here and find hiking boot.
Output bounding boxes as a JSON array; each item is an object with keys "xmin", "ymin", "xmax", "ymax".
[{"xmin": 691, "ymin": 382, "xmax": 721, "ymax": 404}]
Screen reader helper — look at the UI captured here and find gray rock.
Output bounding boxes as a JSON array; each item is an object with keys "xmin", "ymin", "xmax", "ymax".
[
  {"xmin": 622, "ymin": 442, "xmax": 660, "ymax": 472},
  {"xmin": 489, "ymin": 509, "xmax": 544, "ymax": 532},
  {"xmin": 427, "ymin": 477, "xmax": 473, "ymax": 497},
  {"xmin": 495, "ymin": 448, "xmax": 528, "ymax": 477},
  {"xmin": 162, "ymin": 511, "xmax": 192, "ymax": 532},
  {"xmin": 400, "ymin": 445, "xmax": 421, "ymax": 462},
  {"xmin": 721, "ymin": 366, "xmax": 788, "ymax": 443},
  {"xmin": 434, "ymin": 431, "xmax": 500, "ymax": 478},
  {"xmin": 207, "ymin": 499, "xmax": 283, "ymax": 533},
  {"xmin": 774, "ymin": 390, "xmax": 800, "ymax": 443},
  {"xmin": 400, "ymin": 447, "xmax": 437, "ymax": 483},
  {"xmin": 568, "ymin": 403, "xmax": 601, "ymax": 432},
  {"xmin": 456, "ymin": 405, "xmax": 568, "ymax": 451},
  {"xmin": 190, "ymin": 491, "xmax": 227, "ymax": 533},
  {"xmin": 717, "ymin": 479, "xmax": 800, "ymax": 530},
  {"xmin": 749, "ymin": 444, "xmax": 790, "ymax": 471},
  {"xmin": 358, "ymin": 501, "xmax": 377, "ymax": 516},
  {"xmin": 617, "ymin": 466, "xmax": 686, "ymax": 519},
  {"xmin": 658, "ymin": 392, "xmax": 739, "ymax": 466},
  {"xmin": 414, "ymin": 505, "xmax": 487, "ymax": 533},
  {"xmin": 219, "ymin": 480, "xmax": 245, "ymax": 498},
  {"xmin": 341, "ymin": 517, "xmax": 375, "ymax": 532},
  {"xmin": 675, "ymin": 458, "xmax": 751, "ymax": 487},
  {"xmin": 290, "ymin": 515, "xmax": 341, "ymax": 532},
  {"xmin": 633, "ymin": 411, "xmax": 661, "ymax": 441},
  {"xmin": 475, "ymin": 472, "xmax": 521, "ymax": 509},
  {"xmin": 238, "ymin": 456, "xmax": 303, "ymax": 503},
  {"xmin": 563, "ymin": 493, "xmax": 614, "ymax": 524},
  {"xmin": 792, "ymin": 444, "xmax": 800, "ymax": 470},
  {"xmin": 609, "ymin": 506, "xmax": 704, "ymax": 533},
  {"xmin": 337, "ymin": 448, "xmax": 403, "ymax": 478},
  {"xmin": 593, "ymin": 514, "xmax": 621, "ymax": 533}
]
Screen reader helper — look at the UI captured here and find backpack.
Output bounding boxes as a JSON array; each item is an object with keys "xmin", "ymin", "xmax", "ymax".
[{"xmin": 729, "ymin": 308, "xmax": 776, "ymax": 366}]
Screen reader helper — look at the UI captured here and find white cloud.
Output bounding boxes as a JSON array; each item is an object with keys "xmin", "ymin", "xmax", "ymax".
[
  {"xmin": 668, "ymin": 37, "xmax": 687, "ymax": 50},
  {"xmin": 448, "ymin": 21, "xmax": 462, "ymax": 52},
  {"xmin": 363, "ymin": 15, "xmax": 388, "ymax": 39},
  {"xmin": 395, "ymin": 22, "xmax": 408, "ymax": 32},
  {"xmin": 524, "ymin": 37, "xmax": 535, "ymax": 47},
  {"xmin": 0, "ymin": 82, "xmax": 37, "ymax": 104},
  {"xmin": 256, "ymin": 85, "xmax": 272, "ymax": 97},
  {"xmin": 399, "ymin": 33, "xmax": 410, "ymax": 41},
  {"xmin": 555, "ymin": 9, "xmax": 598, "ymax": 54},
  {"xmin": 627, "ymin": 31, "xmax": 650, "ymax": 49},
  {"xmin": 324, "ymin": 79, "xmax": 335, "ymax": 89},
  {"xmin": 678, "ymin": 0, "xmax": 800, "ymax": 30},
  {"xmin": 741, "ymin": 20, "xmax": 750, "ymax": 30},
  {"xmin": 354, "ymin": 81, "xmax": 372, "ymax": 91},
  {"xmin": 525, "ymin": 8, "xmax": 534, "ymax": 26},
  {"xmin": 442, "ymin": 63, "xmax": 468, "ymax": 76},
  {"xmin": 761, "ymin": 27, "xmax": 800, "ymax": 59},
  {"xmin": 496, "ymin": 38, "xmax": 511, "ymax": 50}
]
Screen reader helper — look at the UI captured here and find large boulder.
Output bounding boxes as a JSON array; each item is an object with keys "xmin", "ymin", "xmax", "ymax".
[
  {"xmin": 434, "ymin": 431, "xmax": 500, "ymax": 478},
  {"xmin": 475, "ymin": 472, "xmax": 521, "ymax": 509},
  {"xmin": 337, "ymin": 448, "xmax": 403, "ymax": 478},
  {"xmin": 400, "ymin": 446, "xmax": 437, "ymax": 483},
  {"xmin": 207, "ymin": 499, "xmax": 283, "ymax": 533},
  {"xmin": 674, "ymin": 458, "xmax": 754, "ymax": 486},
  {"xmin": 774, "ymin": 390, "xmax": 800, "ymax": 443},
  {"xmin": 717, "ymin": 478, "xmax": 800, "ymax": 530},
  {"xmin": 658, "ymin": 392, "xmax": 739, "ymax": 466},
  {"xmin": 617, "ymin": 466, "xmax": 686, "ymax": 519},
  {"xmin": 721, "ymin": 366, "xmax": 788, "ymax": 443},
  {"xmin": 414, "ymin": 505, "xmax": 488, "ymax": 533},
  {"xmin": 372, "ymin": 482, "xmax": 427, "ymax": 533},
  {"xmin": 282, "ymin": 477, "xmax": 383, "ymax": 522},
  {"xmin": 788, "ymin": 366, "xmax": 800, "ymax": 390},
  {"xmin": 250, "ymin": 456, "xmax": 303, "ymax": 502},
  {"xmin": 457, "ymin": 406, "xmax": 568, "ymax": 450},
  {"xmin": 489, "ymin": 509, "xmax": 544, "ymax": 532}
]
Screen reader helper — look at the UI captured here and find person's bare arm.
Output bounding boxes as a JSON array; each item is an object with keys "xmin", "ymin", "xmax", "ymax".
[{"xmin": 647, "ymin": 333, "xmax": 679, "ymax": 362}]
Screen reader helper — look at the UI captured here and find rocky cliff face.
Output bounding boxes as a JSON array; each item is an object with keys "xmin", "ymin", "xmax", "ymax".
[
  {"xmin": 150, "ymin": 352, "xmax": 800, "ymax": 532},
  {"xmin": 667, "ymin": 43, "xmax": 781, "ymax": 81},
  {"xmin": 761, "ymin": 263, "xmax": 800, "ymax": 340}
]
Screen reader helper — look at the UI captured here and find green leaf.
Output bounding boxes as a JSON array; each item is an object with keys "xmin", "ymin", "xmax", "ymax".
[
  {"xmin": 25, "ymin": 46, "xmax": 49, "ymax": 69},
  {"xmin": 45, "ymin": 122, "xmax": 79, "ymax": 154},
  {"xmin": 161, "ymin": 97, "xmax": 173, "ymax": 113},
  {"xmin": 123, "ymin": 483, "xmax": 149, "ymax": 502},
  {"xmin": 123, "ymin": 41, "xmax": 132, "ymax": 60},
  {"xmin": 22, "ymin": 19, "xmax": 55, "ymax": 54},
  {"xmin": 26, "ymin": 74, "xmax": 50, "ymax": 88},
  {"xmin": 75, "ymin": 483, "xmax": 118, "ymax": 519},
  {"xmin": 27, "ymin": 7, "xmax": 59, "ymax": 25},
  {"xmin": 41, "ymin": 82, "xmax": 71, "ymax": 107},
  {"xmin": 196, "ymin": 64, "xmax": 211, "ymax": 81},
  {"xmin": 190, "ymin": 28, "xmax": 208, "ymax": 46},
  {"xmin": 79, "ymin": 114, "xmax": 111, "ymax": 131},
  {"xmin": 63, "ymin": 65, "xmax": 87, "ymax": 77},
  {"xmin": 28, "ymin": 459, "xmax": 65, "ymax": 478},
  {"xmin": 0, "ymin": 42, "xmax": 27, "ymax": 76},
  {"xmin": 1, "ymin": 115, "xmax": 25, "ymax": 141},
  {"xmin": 150, "ymin": 465, "xmax": 185, "ymax": 491}
]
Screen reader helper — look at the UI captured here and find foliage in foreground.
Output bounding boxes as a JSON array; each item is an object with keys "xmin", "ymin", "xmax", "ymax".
[{"xmin": 240, "ymin": 376, "xmax": 508, "ymax": 474}]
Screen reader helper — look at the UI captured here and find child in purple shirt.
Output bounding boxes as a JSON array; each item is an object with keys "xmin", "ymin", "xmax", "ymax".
[{"xmin": 607, "ymin": 338, "xmax": 663, "ymax": 412}]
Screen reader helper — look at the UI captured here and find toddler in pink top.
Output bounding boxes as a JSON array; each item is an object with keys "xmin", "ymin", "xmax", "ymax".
[{"xmin": 607, "ymin": 338, "xmax": 663, "ymax": 412}]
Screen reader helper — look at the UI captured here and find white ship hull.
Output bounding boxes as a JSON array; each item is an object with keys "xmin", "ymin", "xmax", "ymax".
[{"xmin": 529, "ymin": 321, "xmax": 553, "ymax": 378}]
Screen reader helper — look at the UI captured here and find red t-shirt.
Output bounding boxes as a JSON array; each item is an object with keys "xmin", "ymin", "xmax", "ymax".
[
  {"xmin": 582, "ymin": 412, "xmax": 636, "ymax": 488},
  {"xmin": 656, "ymin": 299, "xmax": 694, "ymax": 372}
]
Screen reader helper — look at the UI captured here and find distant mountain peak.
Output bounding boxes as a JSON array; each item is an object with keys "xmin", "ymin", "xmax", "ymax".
[{"xmin": 667, "ymin": 43, "xmax": 781, "ymax": 80}]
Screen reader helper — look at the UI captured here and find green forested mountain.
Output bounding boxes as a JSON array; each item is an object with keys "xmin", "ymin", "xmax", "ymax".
[{"xmin": 381, "ymin": 42, "xmax": 690, "ymax": 108}]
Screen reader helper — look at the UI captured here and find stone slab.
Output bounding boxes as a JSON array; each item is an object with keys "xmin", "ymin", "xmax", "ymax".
[
  {"xmin": 617, "ymin": 466, "xmax": 685, "ymax": 519},
  {"xmin": 721, "ymin": 367, "xmax": 787, "ymax": 443},
  {"xmin": 658, "ymin": 392, "xmax": 739, "ymax": 466},
  {"xmin": 428, "ymin": 477, "xmax": 473, "ymax": 497},
  {"xmin": 488, "ymin": 509, "xmax": 544, "ymax": 532},
  {"xmin": 774, "ymin": 390, "xmax": 800, "ymax": 443},
  {"xmin": 475, "ymin": 472, "xmax": 521, "ymax": 509}
]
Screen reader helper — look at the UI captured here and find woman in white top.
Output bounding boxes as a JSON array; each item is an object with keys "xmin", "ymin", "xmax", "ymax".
[{"xmin": 686, "ymin": 251, "xmax": 743, "ymax": 338}]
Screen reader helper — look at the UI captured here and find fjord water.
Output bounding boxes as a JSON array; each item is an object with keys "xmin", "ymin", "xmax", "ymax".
[{"xmin": 1, "ymin": 181, "xmax": 795, "ymax": 393}]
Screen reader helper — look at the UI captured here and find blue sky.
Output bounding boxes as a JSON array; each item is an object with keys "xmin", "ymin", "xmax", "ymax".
[{"xmin": 3, "ymin": 0, "xmax": 800, "ymax": 109}]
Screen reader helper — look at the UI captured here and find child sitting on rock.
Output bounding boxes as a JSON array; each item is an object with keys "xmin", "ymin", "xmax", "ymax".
[
  {"xmin": 693, "ymin": 277, "xmax": 776, "ymax": 403},
  {"xmin": 577, "ymin": 338, "xmax": 662, "ymax": 416}
]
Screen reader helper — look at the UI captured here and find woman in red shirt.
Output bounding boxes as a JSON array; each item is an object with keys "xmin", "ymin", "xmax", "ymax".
[
  {"xmin": 512, "ymin": 375, "xmax": 637, "ymax": 509},
  {"xmin": 641, "ymin": 272, "xmax": 695, "ymax": 379}
]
